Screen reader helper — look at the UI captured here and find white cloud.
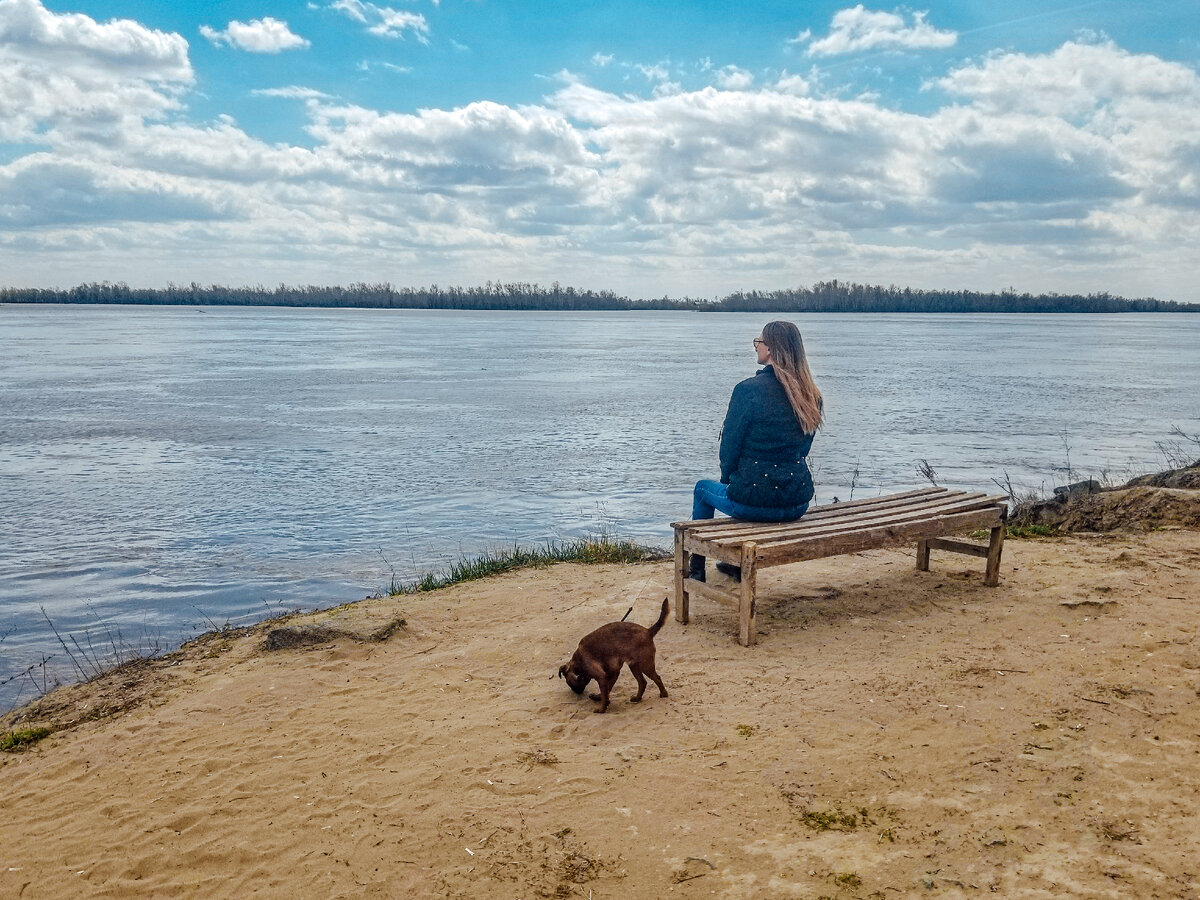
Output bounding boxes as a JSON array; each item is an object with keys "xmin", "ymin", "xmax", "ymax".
[
  {"xmin": 807, "ymin": 5, "xmax": 956, "ymax": 56},
  {"xmin": 200, "ymin": 18, "xmax": 310, "ymax": 53},
  {"xmin": 305, "ymin": 99, "xmax": 597, "ymax": 180},
  {"xmin": 934, "ymin": 39, "xmax": 1199, "ymax": 118},
  {"xmin": 330, "ymin": 0, "xmax": 368, "ymax": 24},
  {"xmin": 773, "ymin": 72, "xmax": 811, "ymax": 96},
  {"xmin": 358, "ymin": 60, "xmax": 413, "ymax": 74},
  {"xmin": 637, "ymin": 63, "xmax": 670, "ymax": 83},
  {"xmin": 0, "ymin": 0, "xmax": 191, "ymax": 142},
  {"xmin": 592, "ymin": 52, "xmax": 613, "ymax": 67},
  {"xmin": 0, "ymin": 0, "xmax": 190, "ymax": 78},
  {"xmin": 329, "ymin": 1, "xmax": 429, "ymax": 42},
  {"xmin": 370, "ymin": 9, "xmax": 428, "ymax": 41},
  {"xmin": 929, "ymin": 40, "xmax": 1200, "ymax": 224},
  {"xmin": 0, "ymin": 154, "xmax": 231, "ymax": 226},
  {"xmin": 253, "ymin": 86, "xmax": 334, "ymax": 101},
  {"xmin": 714, "ymin": 65, "xmax": 754, "ymax": 90}
]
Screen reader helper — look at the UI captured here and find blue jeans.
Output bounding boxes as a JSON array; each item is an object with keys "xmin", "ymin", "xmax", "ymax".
[
  {"xmin": 688, "ymin": 480, "xmax": 809, "ymax": 578},
  {"xmin": 691, "ymin": 479, "xmax": 810, "ymax": 523}
]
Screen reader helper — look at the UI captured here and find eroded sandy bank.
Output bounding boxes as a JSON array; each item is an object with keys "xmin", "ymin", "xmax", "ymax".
[{"xmin": 3, "ymin": 524, "xmax": 1199, "ymax": 899}]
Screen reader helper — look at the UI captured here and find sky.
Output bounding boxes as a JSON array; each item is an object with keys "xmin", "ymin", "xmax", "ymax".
[{"xmin": 2, "ymin": 0, "xmax": 1199, "ymax": 300}]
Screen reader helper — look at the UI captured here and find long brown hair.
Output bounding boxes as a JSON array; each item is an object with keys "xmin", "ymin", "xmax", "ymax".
[{"xmin": 761, "ymin": 320, "xmax": 823, "ymax": 433}]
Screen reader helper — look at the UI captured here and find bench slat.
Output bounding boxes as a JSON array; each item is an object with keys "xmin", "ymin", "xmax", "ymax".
[
  {"xmin": 669, "ymin": 486, "xmax": 947, "ymax": 530},
  {"xmin": 756, "ymin": 507, "xmax": 1004, "ymax": 564},
  {"xmin": 751, "ymin": 499, "xmax": 1004, "ymax": 554},
  {"xmin": 730, "ymin": 493, "xmax": 1005, "ymax": 546},
  {"xmin": 924, "ymin": 537, "xmax": 991, "ymax": 559},
  {"xmin": 685, "ymin": 493, "xmax": 1005, "ymax": 555},
  {"xmin": 683, "ymin": 576, "xmax": 738, "ymax": 607},
  {"xmin": 676, "ymin": 489, "xmax": 954, "ymax": 539},
  {"xmin": 690, "ymin": 491, "xmax": 996, "ymax": 543},
  {"xmin": 686, "ymin": 511, "xmax": 1003, "ymax": 566}
]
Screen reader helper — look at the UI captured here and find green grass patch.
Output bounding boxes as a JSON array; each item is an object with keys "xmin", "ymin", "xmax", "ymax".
[
  {"xmin": 1007, "ymin": 523, "xmax": 1061, "ymax": 538},
  {"xmin": 1, "ymin": 726, "xmax": 52, "ymax": 752},
  {"xmin": 389, "ymin": 534, "xmax": 669, "ymax": 595},
  {"xmin": 970, "ymin": 523, "xmax": 1061, "ymax": 541},
  {"xmin": 799, "ymin": 807, "xmax": 875, "ymax": 832}
]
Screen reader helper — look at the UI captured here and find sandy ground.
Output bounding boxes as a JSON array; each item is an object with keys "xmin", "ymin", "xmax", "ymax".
[{"xmin": 3, "ymin": 528, "xmax": 1200, "ymax": 899}]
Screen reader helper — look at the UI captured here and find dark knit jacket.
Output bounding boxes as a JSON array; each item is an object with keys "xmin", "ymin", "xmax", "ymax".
[{"xmin": 719, "ymin": 365, "xmax": 816, "ymax": 509}]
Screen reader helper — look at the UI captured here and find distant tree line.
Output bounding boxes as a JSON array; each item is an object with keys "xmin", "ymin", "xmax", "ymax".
[
  {"xmin": 0, "ymin": 280, "xmax": 693, "ymax": 310},
  {"xmin": 710, "ymin": 280, "xmax": 1199, "ymax": 313},
  {"xmin": 2, "ymin": 279, "xmax": 1196, "ymax": 312}
]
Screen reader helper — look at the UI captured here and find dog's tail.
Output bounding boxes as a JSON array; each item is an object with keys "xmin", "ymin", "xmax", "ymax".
[{"xmin": 647, "ymin": 597, "xmax": 670, "ymax": 638}]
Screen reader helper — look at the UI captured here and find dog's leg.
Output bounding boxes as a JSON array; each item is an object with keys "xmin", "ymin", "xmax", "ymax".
[
  {"xmin": 643, "ymin": 658, "xmax": 668, "ymax": 698},
  {"xmin": 628, "ymin": 664, "xmax": 648, "ymax": 702},
  {"xmin": 593, "ymin": 671, "xmax": 619, "ymax": 713}
]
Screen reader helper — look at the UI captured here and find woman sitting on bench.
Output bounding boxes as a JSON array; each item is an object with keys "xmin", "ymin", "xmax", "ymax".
[{"xmin": 689, "ymin": 320, "xmax": 824, "ymax": 582}]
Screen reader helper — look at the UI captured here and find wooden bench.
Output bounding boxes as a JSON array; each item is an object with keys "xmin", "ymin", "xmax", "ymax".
[{"xmin": 671, "ymin": 487, "xmax": 1008, "ymax": 646}]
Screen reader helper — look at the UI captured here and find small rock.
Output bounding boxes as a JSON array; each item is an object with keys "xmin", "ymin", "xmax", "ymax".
[{"xmin": 1053, "ymin": 479, "xmax": 1102, "ymax": 500}]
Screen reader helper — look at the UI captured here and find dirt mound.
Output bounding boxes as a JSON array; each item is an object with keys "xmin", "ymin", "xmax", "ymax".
[
  {"xmin": 1015, "ymin": 485, "xmax": 1200, "ymax": 532},
  {"xmin": 1012, "ymin": 464, "xmax": 1200, "ymax": 532},
  {"xmin": 1125, "ymin": 462, "xmax": 1200, "ymax": 490},
  {"xmin": 1057, "ymin": 485, "xmax": 1200, "ymax": 531}
]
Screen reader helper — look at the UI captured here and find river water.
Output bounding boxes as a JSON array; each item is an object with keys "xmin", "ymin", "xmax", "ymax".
[{"xmin": 2, "ymin": 305, "xmax": 1198, "ymax": 706}]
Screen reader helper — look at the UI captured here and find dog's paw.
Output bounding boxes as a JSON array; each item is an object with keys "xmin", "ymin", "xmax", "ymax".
[
  {"xmin": 629, "ymin": 696, "xmax": 642, "ymax": 703},
  {"xmin": 588, "ymin": 692, "xmax": 601, "ymax": 702}
]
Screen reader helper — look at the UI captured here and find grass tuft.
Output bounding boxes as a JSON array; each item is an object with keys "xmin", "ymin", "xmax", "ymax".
[
  {"xmin": 516, "ymin": 748, "xmax": 560, "ymax": 769},
  {"xmin": 971, "ymin": 523, "xmax": 1061, "ymax": 541},
  {"xmin": 389, "ymin": 532, "xmax": 669, "ymax": 595},
  {"xmin": 1, "ymin": 726, "xmax": 52, "ymax": 752},
  {"xmin": 799, "ymin": 807, "xmax": 873, "ymax": 832}
]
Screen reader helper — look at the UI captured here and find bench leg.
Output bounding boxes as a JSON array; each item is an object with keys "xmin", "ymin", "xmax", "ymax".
[
  {"xmin": 738, "ymin": 541, "xmax": 758, "ymax": 647},
  {"xmin": 915, "ymin": 539, "xmax": 930, "ymax": 572},
  {"xmin": 984, "ymin": 524, "xmax": 1005, "ymax": 586},
  {"xmin": 674, "ymin": 528, "xmax": 690, "ymax": 624}
]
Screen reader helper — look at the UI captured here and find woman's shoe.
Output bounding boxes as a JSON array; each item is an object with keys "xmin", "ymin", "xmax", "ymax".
[{"xmin": 715, "ymin": 561, "xmax": 742, "ymax": 581}]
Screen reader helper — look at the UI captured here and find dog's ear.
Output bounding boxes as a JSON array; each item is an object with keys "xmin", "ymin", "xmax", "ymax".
[{"xmin": 558, "ymin": 664, "xmax": 567, "ymax": 680}]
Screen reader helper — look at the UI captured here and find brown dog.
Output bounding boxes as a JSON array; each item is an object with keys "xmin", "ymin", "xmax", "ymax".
[{"xmin": 558, "ymin": 598, "xmax": 670, "ymax": 713}]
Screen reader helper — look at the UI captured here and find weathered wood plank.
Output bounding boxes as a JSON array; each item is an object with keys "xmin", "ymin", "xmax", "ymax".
[
  {"xmin": 674, "ymin": 527, "xmax": 689, "ymax": 625},
  {"xmin": 755, "ymin": 508, "xmax": 1004, "ymax": 565},
  {"xmin": 738, "ymin": 541, "xmax": 758, "ymax": 647},
  {"xmin": 708, "ymin": 495, "xmax": 1007, "ymax": 552},
  {"xmin": 684, "ymin": 495, "xmax": 1005, "ymax": 561},
  {"xmin": 683, "ymin": 576, "xmax": 738, "ymax": 607},
  {"xmin": 668, "ymin": 486, "xmax": 947, "ymax": 530},
  {"xmin": 916, "ymin": 539, "xmax": 931, "ymax": 571},
  {"xmin": 682, "ymin": 534, "xmax": 743, "ymax": 562},
  {"xmin": 924, "ymin": 537, "xmax": 991, "ymax": 558},
  {"xmin": 985, "ymin": 525, "xmax": 1005, "ymax": 586},
  {"xmin": 683, "ymin": 491, "xmax": 1000, "ymax": 545}
]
